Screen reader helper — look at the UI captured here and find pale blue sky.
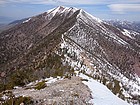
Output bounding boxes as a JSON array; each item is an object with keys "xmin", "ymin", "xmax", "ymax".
[{"xmin": 0, "ymin": 0, "xmax": 140, "ymax": 23}]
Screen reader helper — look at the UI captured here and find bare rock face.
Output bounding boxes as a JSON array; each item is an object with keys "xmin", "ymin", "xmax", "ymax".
[{"xmin": 0, "ymin": 6, "xmax": 140, "ymax": 104}]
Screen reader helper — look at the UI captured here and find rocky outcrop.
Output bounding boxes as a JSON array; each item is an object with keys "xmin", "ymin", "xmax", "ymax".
[{"xmin": 13, "ymin": 76, "xmax": 92, "ymax": 105}]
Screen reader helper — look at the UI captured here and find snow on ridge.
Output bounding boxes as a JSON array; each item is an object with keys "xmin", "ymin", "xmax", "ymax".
[
  {"xmin": 47, "ymin": 6, "xmax": 103, "ymax": 24},
  {"xmin": 69, "ymin": 7, "xmax": 79, "ymax": 12},
  {"xmin": 47, "ymin": 8, "xmax": 55, "ymax": 13},
  {"xmin": 122, "ymin": 29, "xmax": 134, "ymax": 39},
  {"xmin": 79, "ymin": 73, "xmax": 130, "ymax": 105},
  {"xmin": 59, "ymin": 31, "xmax": 140, "ymax": 104},
  {"xmin": 47, "ymin": 6, "xmax": 78, "ymax": 15},
  {"xmin": 22, "ymin": 18, "xmax": 31, "ymax": 23},
  {"xmin": 110, "ymin": 34, "xmax": 128, "ymax": 45},
  {"xmin": 45, "ymin": 7, "xmax": 60, "ymax": 20},
  {"xmin": 26, "ymin": 76, "xmax": 62, "ymax": 87},
  {"xmin": 79, "ymin": 9, "xmax": 102, "ymax": 23},
  {"xmin": 47, "ymin": 6, "xmax": 64, "ymax": 13},
  {"xmin": 46, "ymin": 6, "xmax": 79, "ymax": 20},
  {"xmin": 47, "ymin": 6, "xmax": 61, "ymax": 18}
]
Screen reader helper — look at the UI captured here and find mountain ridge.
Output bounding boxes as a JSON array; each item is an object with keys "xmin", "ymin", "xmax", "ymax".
[{"xmin": 0, "ymin": 6, "xmax": 140, "ymax": 105}]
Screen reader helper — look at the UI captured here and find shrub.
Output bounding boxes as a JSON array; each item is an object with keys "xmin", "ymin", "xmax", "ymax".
[
  {"xmin": 34, "ymin": 81, "xmax": 46, "ymax": 90},
  {"xmin": 73, "ymin": 93, "xmax": 79, "ymax": 97},
  {"xmin": 1, "ymin": 96, "xmax": 33, "ymax": 105},
  {"xmin": 81, "ymin": 79, "xmax": 88, "ymax": 82}
]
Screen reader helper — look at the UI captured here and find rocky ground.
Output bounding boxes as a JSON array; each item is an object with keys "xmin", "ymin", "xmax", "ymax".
[{"xmin": 12, "ymin": 76, "xmax": 93, "ymax": 105}]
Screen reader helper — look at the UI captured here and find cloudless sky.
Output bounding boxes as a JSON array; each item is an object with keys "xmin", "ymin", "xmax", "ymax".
[{"xmin": 0, "ymin": 0, "xmax": 140, "ymax": 23}]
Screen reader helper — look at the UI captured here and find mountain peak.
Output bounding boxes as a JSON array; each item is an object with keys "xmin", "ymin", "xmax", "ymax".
[
  {"xmin": 44, "ymin": 6, "xmax": 79, "ymax": 21},
  {"xmin": 47, "ymin": 6, "xmax": 79, "ymax": 14},
  {"xmin": 0, "ymin": 6, "xmax": 140, "ymax": 105},
  {"xmin": 46, "ymin": 6, "xmax": 103, "ymax": 24}
]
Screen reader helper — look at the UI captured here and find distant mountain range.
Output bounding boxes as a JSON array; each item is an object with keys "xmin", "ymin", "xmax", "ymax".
[
  {"xmin": 0, "ymin": 18, "xmax": 30, "ymax": 33},
  {"xmin": 106, "ymin": 20, "xmax": 140, "ymax": 33},
  {"xmin": 0, "ymin": 6, "xmax": 140, "ymax": 105}
]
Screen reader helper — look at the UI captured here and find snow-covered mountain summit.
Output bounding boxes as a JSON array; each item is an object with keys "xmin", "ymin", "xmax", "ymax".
[{"xmin": 0, "ymin": 6, "xmax": 140, "ymax": 105}]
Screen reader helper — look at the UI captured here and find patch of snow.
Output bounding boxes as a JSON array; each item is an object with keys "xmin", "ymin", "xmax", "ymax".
[
  {"xmin": 79, "ymin": 9, "xmax": 102, "ymax": 23},
  {"xmin": 26, "ymin": 81, "xmax": 34, "ymax": 86},
  {"xmin": 46, "ymin": 6, "xmax": 61, "ymax": 20},
  {"xmin": 14, "ymin": 86, "xmax": 21, "ymax": 89},
  {"xmin": 45, "ymin": 76, "xmax": 63, "ymax": 84},
  {"xmin": 27, "ymin": 43, "xmax": 33, "ymax": 49},
  {"xmin": 23, "ymin": 18, "xmax": 31, "ymax": 23},
  {"xmin": 46, "ymin": 6, "xmax": 79, "ymax": 20},
  {"xmin": 47, "ymin": 6, "xmax": 60, "ymax": 14},
  {"xmin": 119, "ymin": 74, "xmax": 140, "ymax": 96},
  {"xmin": 29, "ymin": 89, "xmax": 36, "ymax": 92},
  {"xmin": 122, "ymin": 29, "xmax": 134, "ymax": 39},
  {"xmin": 79, "ymin": 73, "xmax": 130, "ymax": 105},
  {"xmin": 47, "ymin": 7, "xmax": 56, "ymax": 13},
  {"xmin": 60, "ymin": 6, "xmax": 70, "ymax": 13},
  {"xmin": 59, "ymin": 89, "xmax": 64, "ymax": 92},
  {"xmin": 1, "ymin": 95, "xmax": 8, "ymax": 100},
  {"xmin": 69, "ymin": 7, "xmax": 79, "ymax": 13},
  {"xmin": 26, "ymin": 76, "xmax": 63, "ymax": 87},
  {"xmin": 46, "ymin": 78, "xmax": 57, "ymax": 84},
  {"xmin": 106, "ymin": 33, "xmax": 128, "ymax": 45}
]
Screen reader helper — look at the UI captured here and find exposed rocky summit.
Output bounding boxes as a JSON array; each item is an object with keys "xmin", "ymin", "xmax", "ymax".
[{"xmin": 13, "ymin": 76, "xmax": 92, "ymax": 105}]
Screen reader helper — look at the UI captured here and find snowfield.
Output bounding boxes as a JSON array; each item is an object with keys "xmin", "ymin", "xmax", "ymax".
[
  {"xmin": 22, "ymin": 18, "xmax": 31, "ymax": 23},
  {"xmin": 79, "ymin": 73, "xmax": 130, "ymax": 105}
]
